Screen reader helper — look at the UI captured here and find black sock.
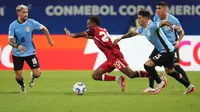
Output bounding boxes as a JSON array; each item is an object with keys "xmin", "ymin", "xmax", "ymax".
[
  {"xmin": 149, "ymin": 77, "xmax": 154, "ymax": 88},
  {"xmin": 16, "ymin": 77, "xmax": 24, "ymax": 87},
  {"xmin": 144, "ymin": 65, "xmax": 161, "ymax": 84},
  {"xmin": 174, "ymin": 65, "xmax": 190, "ymax": 83},
  {"xmin": 167, "ymin": 71, "xmax": 190, "ymax": 88}
]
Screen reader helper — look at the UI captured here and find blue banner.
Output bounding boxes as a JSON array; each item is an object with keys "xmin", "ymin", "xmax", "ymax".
[{"xmin": 0, "ymin": 0, "xmax": 200, "ymax": 34}]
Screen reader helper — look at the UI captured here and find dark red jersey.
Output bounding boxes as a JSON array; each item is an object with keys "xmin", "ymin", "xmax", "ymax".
[{"xmin": 85, "ymin": 26, "xmax": 123, "ymax": 59}]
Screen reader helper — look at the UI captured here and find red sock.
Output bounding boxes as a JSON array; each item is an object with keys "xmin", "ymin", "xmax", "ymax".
[
  {"xmin": 102, "ymin": 74, "xmax": 116, "ymax": 81},
  {"xmin": 138, "ymin": 71, "xmax": 151, "ymax": 77}
]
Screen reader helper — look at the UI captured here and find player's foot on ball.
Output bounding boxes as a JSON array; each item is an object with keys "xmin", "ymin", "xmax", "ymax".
[
  {"xmin": 142, "ymin": 87, "xmax": 155, "ymax": 93},
  {"xmin": 152, "ymin": 81, "xmax": 165, "ymax": 95},
  {"xmin": 120, "ymin": 76, "xmax": 126, "ymax": 92},
  {"xmin": 20, "ymin": 84, "xmax": 26, "ymax": 93},
  {"xmin": 183, "ymin": 84, "xmax": 196, "ymax": 94},
  {"xmin": 29, "ymin": 72, "xmax": 35, "ymax": 87},
  {"xmin": 159, "ymin": 73, "xmax": 168, "ymax": 88}
]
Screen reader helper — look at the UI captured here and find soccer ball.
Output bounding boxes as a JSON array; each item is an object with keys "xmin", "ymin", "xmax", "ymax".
[{"xmin": 73, "ymin": 82, "xmax": 86, "ymax": 95}]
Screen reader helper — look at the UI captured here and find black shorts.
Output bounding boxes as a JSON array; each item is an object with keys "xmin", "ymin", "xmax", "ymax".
[
  {"xmin": 149, "ymin": 48, "xmax": 159, "ymax": 58},
  {"xmin": 173, "ymin": 48, "xmax": 180, "ymax": 63},
  {"xmin": 149, "ymin": 48, "xmax": 180, "ymax": 64},
  {"xmin": 150, "ymin": 51, "xmax": 175, "ymax": 69},
  {"xmin": 12, "ymin": 55, "xmax": 40, "ymax": 71}
]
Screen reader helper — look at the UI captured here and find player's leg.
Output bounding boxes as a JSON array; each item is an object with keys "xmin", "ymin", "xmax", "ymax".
[
  {"xmin": 164, "ymin": 51, "xmax": 190, "ymax": 87},
  {"xmin": 165, "ymin": 67, "xmax": 190, "ymax": 87},
  {"xmin": 114, "ymin": 58, "xmax": 153, "ymax": 92},
  {"xmin": 164, "ymin": 52, "xmax": 195, "ymax": 94},
  {"xmin": 173, "ymin": 49, "xmax": 190, "ymax": 83},
  {"xmin": 144, "ymin": 60, "xmax": 161, "ymax": 84},
  {"xmin": 92, "ymin": 61, "xmax": 118, "ymax": 81},
  {"xmin": 92, "ymin": 60, "xmax": 127, "ymax": 92},
  {"xmin": 165, "ymin": 67, "xmax": 195, "ymax": 94},
  {"xmin": 143, "ymin": 48, "xmax": 158, "ymax": 92},
  {"xmin": 114, "ymin": 58, "xmax": 151, "ymax": 78},
  {"xmin": 25, "ymin": 55, "xmax": 41, "ymax": 87},
  {"xmin": 144, "ymin": 53, "xmax": 167, "ymax": 94},
  {"xmin": 12, "ymin": 55, "xmax": 26, "ymax": 93}
]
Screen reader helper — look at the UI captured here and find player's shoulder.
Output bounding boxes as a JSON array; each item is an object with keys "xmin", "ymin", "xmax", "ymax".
[
  {"xmin": 95, "ymin": 26, "xmax": 107, "ymax": 32},
  {"xmin": 149, "ymin": 21, "xmax": 157, "ymax": 27},
  {"xmin": 26, "ymin": 18, "xmax": 35, "ymax": 23},
  {"xmin": 168, "ymin": 13, "xmax": 179, "ymax": 21},
  {"xmin": 137, "ymin": 26, "xmax": 144, "ymax": 33},
  {"xmin": 27, "ymin": 18, "xmax": 40, "ymax": 24},
  {"xmin": 153, "ymin": 13, "xmax": 159, "ymax": 21},
  {"xmin": 9, "ymin": 20, "xmax": 18, "ymax": 27}
]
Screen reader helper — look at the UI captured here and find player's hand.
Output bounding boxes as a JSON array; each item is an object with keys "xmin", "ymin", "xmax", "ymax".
[
  {"xmin": 64, "ymin": 27, "xmax": 71, "ymax": 35},
  {"xmin": 48, "ymin": 40, "xmax": 55, "ymax": 47},
  {"xmin": 18, "ymin": 45, "xmax": 26, "ymax": 53},
  {"xmin": 113, "ymin": 38, "xmax": 121, "ymax": 46},
  {"xmin": 174, "ymin": 41, "xmax": 180, "ymax": 49}
]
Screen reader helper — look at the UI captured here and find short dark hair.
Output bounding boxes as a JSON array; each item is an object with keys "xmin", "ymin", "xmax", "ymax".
[
  {"xmin": 157, "ymin": 1, "xmax": 168, "ymax": 7},
  {"xmin": 88, "ymin": 16, "xmax": 100, "ymax": 26},
  {"xmin": 138, "ymin": 11, "xmax": 150, "ymax": 18}
]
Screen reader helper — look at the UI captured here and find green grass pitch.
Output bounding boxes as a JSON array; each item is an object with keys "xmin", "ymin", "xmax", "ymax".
[{"xmin": 0, "ymin": 70, "xmax": 199, "ymax": 112}]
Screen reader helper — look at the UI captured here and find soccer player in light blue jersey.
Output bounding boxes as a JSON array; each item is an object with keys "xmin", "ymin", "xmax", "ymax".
[
  {"xmin": 143, "ymin": 1, "xmax": 195, "ymax": 94},
  {"xmin": 8, "ymin": 5, "xmax": 54, "ymax": 93},
  {"xmin": 114, "ymin": 10, "xmax": 195, "ymax": 94}
]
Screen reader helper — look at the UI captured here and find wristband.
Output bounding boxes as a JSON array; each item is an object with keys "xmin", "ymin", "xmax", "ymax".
[{"xmin": 172, "ymin": 25, "xmax": 176, "ymax": 29}]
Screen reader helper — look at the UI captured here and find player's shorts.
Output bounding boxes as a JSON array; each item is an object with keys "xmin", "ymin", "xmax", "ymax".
[
  {"xmin": 150, "ymin": 51, "xmax": 175, "ymax": 69},
  {"xmin": 149, "ymin": 48, "xmax": 159, "ymax": 58},
  {"xmin": 12, "ymin": 55, "xmax": 40, "ymax": 71},
  {"xmin": 98, "ymin": 55, "xmax": 128, "ymax": 73},
  {"xmin": 149, "ymin": 48, "xmax": 180, "ymax": 64},
  {"xmin": 173, "ymin": 48, "xmax": 180, "ymax": 63}
]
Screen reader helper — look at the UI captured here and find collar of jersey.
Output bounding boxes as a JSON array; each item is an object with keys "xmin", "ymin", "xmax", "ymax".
[{"xmin": 17, "ymin": 19, "xmax": 27, "ymax": 25}]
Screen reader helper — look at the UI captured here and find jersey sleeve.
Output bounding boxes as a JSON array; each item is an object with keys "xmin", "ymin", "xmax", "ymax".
[
  {"xmin": 173, "ymin": 17, "xmax": 182, "ymax": 32},
  {"xmin": 32, "ymin": 19, "xmax": 43, "ymax": 30},
  {"xmin": 153, "ymin": 13, "xmax": 158, "ymax": 22},
  {"xmin": 84, "ymin": 28, "xmax": 95, "ymax": 36},
  {"xmin": 151, "ymin": 22, "xmax": 160, "ymax": 30},
  {"xmin": 136, "ymin": 26, "xmax": 142, "ymax": 34},
  {"xmin": 8, "ymin": 24, "xmax": 15, "ymax": 38}
]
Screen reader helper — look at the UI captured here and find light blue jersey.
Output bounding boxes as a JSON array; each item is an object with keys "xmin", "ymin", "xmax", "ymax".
[
  {"xmin": 154, "ymin": 13, "xmax": 182, "ymax": 45},
  {"xmin": 137, "ymin": 21, "xmax": 174, "ymax": 53},
  {"xmin": 8, "ymin": 19, "xmax": 42, "ymax": 57}
]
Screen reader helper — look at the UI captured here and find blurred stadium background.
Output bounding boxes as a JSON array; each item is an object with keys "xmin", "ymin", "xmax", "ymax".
[{"xmin": 0, "ymin": 0, "xmax": 200, "ymax": 112}]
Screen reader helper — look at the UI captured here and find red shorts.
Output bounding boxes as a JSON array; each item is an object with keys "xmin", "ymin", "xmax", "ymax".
[{"xmin": 98, "ymin": 56, "xmax": 128, "ymax": 73}]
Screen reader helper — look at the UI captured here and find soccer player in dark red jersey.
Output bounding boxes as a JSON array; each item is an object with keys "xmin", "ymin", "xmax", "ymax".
[{"xmin": 64, "ymin": 16, "xmax": 163, "ymax": 92}]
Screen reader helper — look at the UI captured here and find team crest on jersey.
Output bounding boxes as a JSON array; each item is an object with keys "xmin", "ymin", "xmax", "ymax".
[
  {"xmin": 26, "ymin": 26, "xmax": 30, "ymax": 32},
  {"xmin": 147, "ymin": 30, "xmax": 151, "ymax": 36}
]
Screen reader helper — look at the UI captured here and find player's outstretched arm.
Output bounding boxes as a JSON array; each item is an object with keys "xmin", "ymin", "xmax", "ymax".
[
  {"xmin": 159, "ymin": 20, "xmax": 181, "ymax": 31},
  {"xmin": 64, "ymin": 27, "xmax": 89, "ymax": 38},
  {"xmin": 114, "ymin": 31, "xmax": 138, "ymax": 45},
  {"xmin": 41, "ymin": 26, "xmax": 54, "ymax": 47}
]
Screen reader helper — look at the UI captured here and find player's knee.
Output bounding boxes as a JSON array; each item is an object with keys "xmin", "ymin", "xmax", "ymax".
[
  {"xmin": 15, "ymin": 71, "xmax": 23, "ymax": 79},
  {"xmin": 165, "ymin": 68, "xmax": 174, "ymax": 74},
  {"xmin": 144, "ymin": 64, "xmax": 152, "ymax": 71},
  {"xmin": 92, "ymin": 74, "xmax": 101, "ymax": 80},
  {"xmin": 33, "ymin": 72, "xmax": 41, "ymax": 78},
  {"xmin": 15, "ymin": 75, "xmax": 23, "ymax": 80}
]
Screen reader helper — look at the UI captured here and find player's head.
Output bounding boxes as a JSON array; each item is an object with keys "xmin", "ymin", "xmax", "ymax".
[
  {"xmin": 138, "ymin": 10, "xmax": 150, "ymax": 26},
  {"xmin": 87, "ymin": 16, "xmax": 100, "ymax": 28},
  {"xmin": 156, "ymin": 1, "xmax": 168, "ymax": 17},
  {"xmin": 16, "ymin": 4, "xmax": 28, "ymax": 21}
]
